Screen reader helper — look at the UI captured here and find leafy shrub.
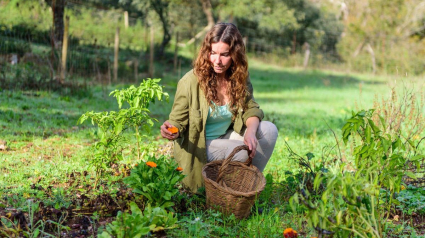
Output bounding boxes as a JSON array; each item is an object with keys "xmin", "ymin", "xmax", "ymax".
[
  {"xmin": 0, "ymin": 23, "xmax": 79, "ymax": 46},
  {"xmin": 124, "ymin": 156, "xmax": 185, "ymax": 209},
  {"xmin": 396, "ymin": 185, "xmax": 425, "ymax": 215},
  {"xmin": 0, "ymin": 39, "xmax": 31, "ymax": 57},
  {"xmin": 291, "ymin": 109, "xmax": 424, "ymax": 237},
  {"xmin": 78, "ymin": 78, "xmax": 169, "ymax": 187},
  {"xmin": 99, "ymin": 202, "xmax": 178, "ymax": 238}
]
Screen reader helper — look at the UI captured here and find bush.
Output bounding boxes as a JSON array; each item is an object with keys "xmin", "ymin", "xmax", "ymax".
[{"xmin": 0, "ymin": 39, "xmax": 31, "ymax": 57}]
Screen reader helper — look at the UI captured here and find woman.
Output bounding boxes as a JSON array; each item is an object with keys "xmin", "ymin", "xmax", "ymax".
[{"xmin": 160, "ymin": 23, "xmax": 278, "ymax": 193}]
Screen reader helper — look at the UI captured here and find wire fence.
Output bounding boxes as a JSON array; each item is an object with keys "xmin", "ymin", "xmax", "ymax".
[{"xmin": 0, "ymin": 1, "xmax": 423, "ymax": 92}]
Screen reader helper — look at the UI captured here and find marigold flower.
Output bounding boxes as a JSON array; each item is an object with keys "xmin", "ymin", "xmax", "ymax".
[
  {"xmin": 146, "ymin": 161, "xmax": 157, "ymax": 168},
  {"xmin": 401, "ymin": 185, "xmax": 406, "ymax": 190},
  {"xmin": 283, "ymin": 228, "xmax": 298, "ymax": 238},
  {"xmin": 167, "ymin": 126, "xmax": 178, "ymax": 134},
  {"xmin": 176, "ymin": 167, "xmax": 183, "ymax": 172}
]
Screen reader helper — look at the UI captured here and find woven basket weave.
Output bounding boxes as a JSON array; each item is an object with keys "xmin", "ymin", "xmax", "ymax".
[{"xmin": 202, "ymin": 145, "xmax": 266, "ymax": 219}]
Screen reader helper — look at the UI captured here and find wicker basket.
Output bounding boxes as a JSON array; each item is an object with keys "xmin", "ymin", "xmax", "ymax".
[{"xmin": 202, "ymin": 145, "xmax": 266, "ymax": 219}]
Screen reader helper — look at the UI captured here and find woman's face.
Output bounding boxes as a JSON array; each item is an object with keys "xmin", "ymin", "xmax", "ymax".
[{"xmin": 209, "ymin": 42, "xmax": 232, "ymax": 77}]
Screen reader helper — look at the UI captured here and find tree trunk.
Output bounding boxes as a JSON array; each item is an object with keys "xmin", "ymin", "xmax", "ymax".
[
  {"xmin": 352, "ymin": 41, "xmax": 365, "ymax": 58},
  {"xmin": 53, "ymin": 0, "xmax": 65, "ymax": 46},
  {"xmin": 45, "ymin": 0, "xmax": 66, "ymax": 47},
  {"xmin": 365, "ymin": 43, "xmax": 376, "ymax": 74},
  {"xmin": 150, "ymin": 0, "xmax": 171, "ymax": 57},
  {"xmin": 201, "ymin": 0, "xmax": 215, "ymax": 28},
  {"xmin": 179, "ymin": 0, "xmax": 215, "ymax": 47}
]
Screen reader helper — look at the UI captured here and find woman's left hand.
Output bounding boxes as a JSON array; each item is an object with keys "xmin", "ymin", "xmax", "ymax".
[
  {"xmin": 244, "ymin": 129, "xmax": 257, "ymax": 158},
  {"xmin": 244, "ymin": 117, "xmax": 260, "ymax": 158}
]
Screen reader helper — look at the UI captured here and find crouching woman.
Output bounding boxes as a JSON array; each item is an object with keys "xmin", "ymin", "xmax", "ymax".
[{"xmin": 160, "ymin": 23, "xmax": 278, "ymax": 192}]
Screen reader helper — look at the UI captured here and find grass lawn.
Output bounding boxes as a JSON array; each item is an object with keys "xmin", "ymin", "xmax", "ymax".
[{"xmin": 1, "ymin": 60, "xmax": 424, "ymax": 237}]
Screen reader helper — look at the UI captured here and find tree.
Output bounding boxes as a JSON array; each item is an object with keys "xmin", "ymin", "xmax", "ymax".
[
  {"xmin": 119, "ymin": 0, "xmax": 172, "ymax": 57},
  {"xmin": 215, "ymin": 0, "xmax": 297, "ymax": 31},
  {"xmin": 44, "ymin": 0, "xmax": 66, "ymax": 46},
  {"xmin": 328, "ymin": 0, "xmax": 425, "ymax": 74},
  {"xmin": 149, "ymin": 0, "xmax": 171, "ymax": 56},
  {"xmin": 213, "ymin": 0, "xmax": 343, "ymax": 57}
]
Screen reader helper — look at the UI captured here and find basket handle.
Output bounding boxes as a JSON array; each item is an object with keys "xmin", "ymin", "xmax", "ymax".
[{"xmin": 216, "ymin": 145, "xmax": 252, "ymax": 183}]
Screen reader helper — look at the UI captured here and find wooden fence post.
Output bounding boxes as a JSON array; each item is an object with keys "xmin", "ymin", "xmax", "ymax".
[
  {"xmin": 60, "ymin": 15, "xmax": 69, "ymax": 81},
  {"xmin": 149, "ymin": 24, "xmax": 154, "ymax": 78},
  {"xmin": 173, "ymin": 32, "xmax": 179, "ymax": 73},
  {"xmin": 114, "ymin": 27, "xmax": 120, "ymax": 83},
  {"xmin": 303, "ymin": 42, "xmax": 310, "ymax": 70},
  {"xmin": 124, "ymin": 11, "xmax": 129, "ymax": 29}
]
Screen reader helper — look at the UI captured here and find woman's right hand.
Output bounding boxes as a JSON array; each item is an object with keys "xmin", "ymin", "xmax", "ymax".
[{"xmin": 160, "ymin": 121, "xmax": 180, "ymax": 140}]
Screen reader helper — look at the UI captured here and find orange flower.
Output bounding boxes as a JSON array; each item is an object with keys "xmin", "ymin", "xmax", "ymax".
[
  {"xmin": 146, "ymin": 161, "xmax": 157, "ymax": 168},
  {"xmin": 176, "ymin": 167, "xmax": 183, "ymax": 172},
  {"xmin": 167, "ymin": 126, "xmax": 179, "ymax": 134},
  {"xmin": 283, "ymin": 228, "xmax": 298, "ymax": 238}
]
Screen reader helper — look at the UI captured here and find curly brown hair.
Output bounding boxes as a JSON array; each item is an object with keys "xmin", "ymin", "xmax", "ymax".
[{"xmin": 193, "ymin": 23, "xmax": 248, "ymax": 115}]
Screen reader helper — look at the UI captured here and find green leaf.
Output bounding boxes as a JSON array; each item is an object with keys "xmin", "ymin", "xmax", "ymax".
[
  {"xmin": 367, "ymin": 119, "xmax": 380, "ymax": 134},
  {"xmin": 346, "ymin": 118, "xmax": 359, "ymax": 123},
  {"xmin": 392, "ymin": 138, "xmax": 402, "ymax": 151},
  {"xmin": 357, "ymin": 110, "xmax": 366, "ymax": 117},
  {"xmin": 405, "ymin": 171, "xmax": 417, "ymax": 179},
  {"xmin": 359, "ymin": 145, "xmax": 369, "ymax": 155},
  {"xmin": 161, "ymin": 201, "xmax": 175, "ymax": 208},
  {"xmin": 379, "ymin": 115, "xmax": 386, "ymax": 129},
  {"xmin": 306, "ymin": 152, "xmax": 315, "ymax": 160},
  {"xmin": 410, "ymin": 155, "xmax": 424, "ymax": 161}
]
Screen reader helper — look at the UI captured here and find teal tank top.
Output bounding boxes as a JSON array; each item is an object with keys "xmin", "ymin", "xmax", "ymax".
[{"xmin": 205, "ymin": 104, "xmax": 232, "ymax": 140}]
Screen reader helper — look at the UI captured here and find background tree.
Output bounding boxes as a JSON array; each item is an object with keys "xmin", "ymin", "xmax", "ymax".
[
  {"xmin": 44, "ymin": 0, "xmax": 66, "ymax": 45},
  {"xmin": 212, "ymin": 0, "xmax": 343, "ymax": 58},
  {"xmin": 329, "ymin": 0, "xmax": 425, "ymax": 74}
]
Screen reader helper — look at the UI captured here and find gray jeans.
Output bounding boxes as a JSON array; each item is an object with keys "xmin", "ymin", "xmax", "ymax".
[{"xmin": 206, "ymin": 121, "xmax": 278, "ymax": 171}]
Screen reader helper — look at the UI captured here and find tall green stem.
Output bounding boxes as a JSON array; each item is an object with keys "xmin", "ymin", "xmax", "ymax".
[{"xmin": 135, "ymin": 125, "xmax": 140, "ymax": 160}]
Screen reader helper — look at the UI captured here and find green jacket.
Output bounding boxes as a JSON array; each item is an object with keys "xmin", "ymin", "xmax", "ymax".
[{"xmin": 168, "ymin": 70, "xmax": 264, "ymax": 192}]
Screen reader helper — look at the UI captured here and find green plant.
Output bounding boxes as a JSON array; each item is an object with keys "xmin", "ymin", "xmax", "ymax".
[
  {"xmin": 0, "ymin": 39, "xmax": 31, "ymax": 56},
  {"xmin": 78, "ymin": 78, "xmax": 169, "ymax": 187},
  {"xmin": 342, "ymin": 109, "xmax": 417, "ymax": 194},
  {"xmin": 0, "ymin": 200, "xmax": 60, "ymax": 238},
  {"xmin": 109, "ymin": 79, "xmax": 169, "ymax": 159},
  {"xmin": 44, "ymin": 187, "xmax": 72, "ymax": 210},
  {"xmin": 98, "ymin": 202, "xmax": 178, "ymax": 238},
  {"xmin": 291, "ymin": 109, "xmax": 425, "ymax": 237},
  {"xmin": 123, "ymin": 155, "xmax": 185, "ymax": 209},
  {"xmin": 396, "ymin": 185, "xmax": 425, "ymax": 215}
]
